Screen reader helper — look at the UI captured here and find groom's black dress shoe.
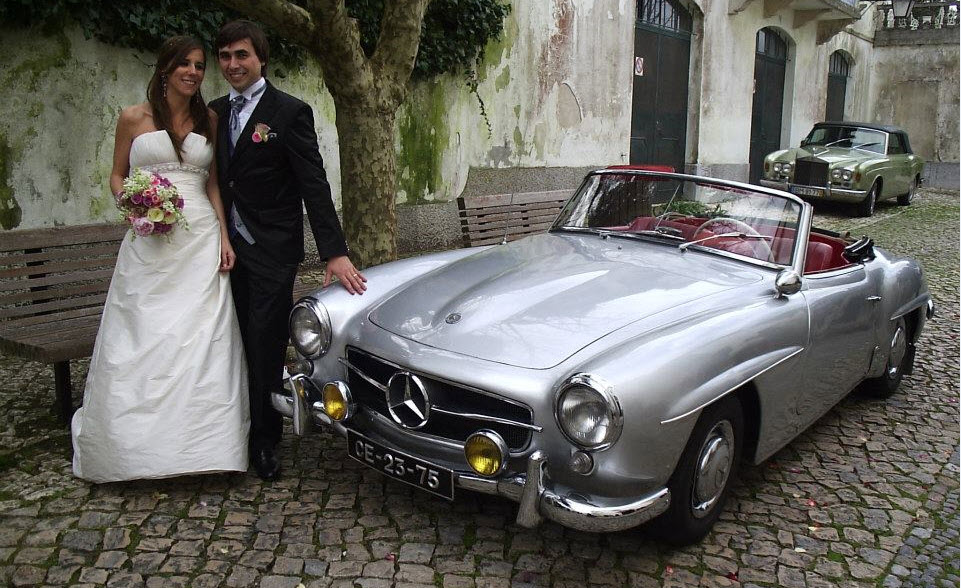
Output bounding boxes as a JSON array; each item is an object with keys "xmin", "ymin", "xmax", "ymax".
[{"xmin": 251, "ymin": 448, "xmax": 281, "ymax": 480}]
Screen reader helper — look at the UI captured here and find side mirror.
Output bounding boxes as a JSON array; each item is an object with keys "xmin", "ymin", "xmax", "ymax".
[{"xmin": 775, "ymin": 269, "xmax": 802, "ymax": 297}]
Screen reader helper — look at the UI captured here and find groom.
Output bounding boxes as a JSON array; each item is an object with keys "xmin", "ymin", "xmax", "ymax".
[{"xmin": 212, "ymin": 20, "xmax": 367, "ymax": 480}]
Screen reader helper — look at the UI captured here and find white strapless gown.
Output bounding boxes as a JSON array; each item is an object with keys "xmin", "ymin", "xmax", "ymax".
[{"xmin": 72, "ymin": 131, "xmax": 249, "ymax": 483}]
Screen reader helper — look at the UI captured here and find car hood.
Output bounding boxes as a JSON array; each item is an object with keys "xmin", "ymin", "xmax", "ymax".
[
  {"xmin": 788, "ymin": 146, "xmax": 878, "ymax": 166},
  {"xmin": 368, "ymin": 233, "xmax": 764, "ymax": 369}
]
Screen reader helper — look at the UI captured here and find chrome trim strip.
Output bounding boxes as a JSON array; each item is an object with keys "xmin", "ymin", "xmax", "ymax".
[
  {"xmin": 660, "ymin": 347, "xmax": 805, "ymax": 425},
  {"xmin": 803, "ymin": 265, "xmax": 864, "ymax": 279},
  {"xmin": 339, "ymin": 357, "xmax": 387, "ymax": 392},
  {"xmin": 430, "ymin": 406, "xmax": 543, "ymax": 432}
]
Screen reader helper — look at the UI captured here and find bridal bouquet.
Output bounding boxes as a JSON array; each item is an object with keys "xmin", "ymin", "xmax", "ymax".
[{"xmin": 115, "ymin": 168, "xmax": 188, "ymax": 239}]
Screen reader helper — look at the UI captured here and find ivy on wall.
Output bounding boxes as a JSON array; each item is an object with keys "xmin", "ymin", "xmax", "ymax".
[{"xmin": 0, "ymin": 0, "xmax": 510, "ymax": 81}]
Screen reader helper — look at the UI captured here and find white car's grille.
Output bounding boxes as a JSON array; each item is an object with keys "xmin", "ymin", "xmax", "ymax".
[{"xmin": 344, "ymin": 347, "xmax": 535, "ymax": 451}]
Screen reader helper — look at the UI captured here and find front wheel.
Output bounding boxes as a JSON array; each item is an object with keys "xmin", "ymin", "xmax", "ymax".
[
  {"xmin": 648, "ymin": 395, "xmax": 743, "ymax": 545},
  {"xmin": 857, "ymin": 181, "xmax": 879, "ymax": 217},
  {"xmin": 863, "ymin": 317, "xmax": 910, "ymax": 398},
  {"xmin": 897, "ymin": 177, "xmax": 918, "ymax": 206}
]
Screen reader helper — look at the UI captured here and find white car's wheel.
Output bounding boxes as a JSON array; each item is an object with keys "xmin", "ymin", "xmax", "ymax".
[
  {"xmin": 863, "ymin": 317, "xmax": 910, "ymax": 398},
  {"xmin": 650, "ymin": 395, "xmax": 743, "ymax": 545}
]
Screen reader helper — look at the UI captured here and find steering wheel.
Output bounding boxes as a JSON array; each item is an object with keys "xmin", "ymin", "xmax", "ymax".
[{"xmin": 692, "ymin": 217, "xmax": 774, "ymax": 262}]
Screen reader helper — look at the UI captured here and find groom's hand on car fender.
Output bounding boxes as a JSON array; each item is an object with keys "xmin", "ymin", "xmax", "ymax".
[{"xmin": 324, "ymin": 255, "xmax": 367, "ymax": 295}]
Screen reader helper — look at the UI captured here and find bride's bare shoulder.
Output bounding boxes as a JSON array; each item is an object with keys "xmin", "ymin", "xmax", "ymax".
[{"xmin": 117, "ymin": 103, "xmax": 154, "ymax": 132}]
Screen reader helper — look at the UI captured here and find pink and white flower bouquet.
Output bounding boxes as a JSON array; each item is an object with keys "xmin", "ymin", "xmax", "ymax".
[{"xmin": 115, "ymin": 168, "xmax": 188, "ymax": 239}]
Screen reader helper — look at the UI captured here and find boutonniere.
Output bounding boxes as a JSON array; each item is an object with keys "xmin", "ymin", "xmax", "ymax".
[{"xmin": 252, "ymin": 123, "xmax": 277, "ymax": 144}]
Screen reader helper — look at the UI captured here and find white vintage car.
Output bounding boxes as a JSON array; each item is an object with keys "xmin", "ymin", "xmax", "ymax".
[{"xmin": 277, "ymin": 168, "xmax": 932, "ymax": 544}]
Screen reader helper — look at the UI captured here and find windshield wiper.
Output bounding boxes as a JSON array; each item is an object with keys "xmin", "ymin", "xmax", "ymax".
[
  {"xmin": 553, "ymin": 226, "xmax": 684, "ymax": 242},
  {"xmin": 678, "ymin": 231, "xmax": 773, "ymax": 251}
]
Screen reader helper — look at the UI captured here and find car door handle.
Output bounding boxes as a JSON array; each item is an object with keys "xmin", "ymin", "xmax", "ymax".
[{"xmin": 867, "ymin": 295, "xmax": 882, "ymax": 301}]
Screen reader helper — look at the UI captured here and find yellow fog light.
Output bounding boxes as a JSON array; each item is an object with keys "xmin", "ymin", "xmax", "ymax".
[
  {"xmin": 464, "ymin": 430, "xmax": 508, "ymax": 477},
  {"xmin": 322, "ymin": 381, "xmax": 353, "ymax": 422}
]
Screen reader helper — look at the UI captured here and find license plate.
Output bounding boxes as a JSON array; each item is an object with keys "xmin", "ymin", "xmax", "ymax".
[
  {"xmin": 347, "ymin": 430, "xmax": 455, "ymax": 500},
  {"xmin": 791, "ymin": 185, "xmax": 823, "ymax": 197}
]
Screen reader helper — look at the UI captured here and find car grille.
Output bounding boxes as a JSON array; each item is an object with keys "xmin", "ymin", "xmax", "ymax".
[
  {"xmin": 344, "ymin": 347, "xmax": 535, "ymax": 451},
  {"xmin": 795, "ymin": 158, "xmax": 828, "ymax": 186}
]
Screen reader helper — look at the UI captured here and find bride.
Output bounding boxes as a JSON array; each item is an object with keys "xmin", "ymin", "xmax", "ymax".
[{"xmin": 72, "ymin": 36, "xmax": 249, "ymax": 482}]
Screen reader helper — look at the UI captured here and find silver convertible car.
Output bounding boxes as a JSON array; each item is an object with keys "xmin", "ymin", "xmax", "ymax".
[{"xmin": 277, "ymin": 169, "xmax": 932, "ymax": 544}]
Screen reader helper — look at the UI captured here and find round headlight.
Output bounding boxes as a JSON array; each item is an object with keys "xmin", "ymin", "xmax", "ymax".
[
  {"xmin": 464, "ymin": 430, "xmax": 508, "ymax": 476},
  {"xmin": 289, "ymin": 301, "xmax": 331, "ymax": 358},
  {"xmin": 773, "ymin": 162, "xmax": 783, "ymax": 173},
  {"xmin": 555, "ymin": 374, "xmax": 623, "ymax": 450},
  {"xmin": 831, "ymin": 169, "xmax": 843, "ymax": 181},
  {"xmin": 782, "ymin": 162, "xmax": 793, "ymax": 173},
  {"xmin": 842, "ymin": 170, "xmax": 853, "ymax": 181}
]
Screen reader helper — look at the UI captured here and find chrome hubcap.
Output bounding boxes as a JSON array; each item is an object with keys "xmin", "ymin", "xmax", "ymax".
[
  {"xmin": 691, "ymin": 420, "xmax": 735, "ymax": 518},
  {"xmin": 887, "ymin": 322, "xmax": 907, "ymax": 379}
]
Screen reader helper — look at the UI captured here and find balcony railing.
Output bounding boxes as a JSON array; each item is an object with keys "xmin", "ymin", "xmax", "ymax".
[{"xmin": 876, "ymin": 0, "xmax": 959, "ymax": 30}]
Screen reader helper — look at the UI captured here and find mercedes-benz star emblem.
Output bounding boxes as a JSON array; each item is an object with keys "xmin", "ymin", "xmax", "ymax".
[{"xmin": 386, "ymin": 371, "xmax": 430, "ymax": 429}]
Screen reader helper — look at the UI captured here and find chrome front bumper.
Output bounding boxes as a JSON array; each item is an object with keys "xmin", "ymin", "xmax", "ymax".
[
  {"xmin": 759, "ymin": 179, "xmax": 868, "ymax": 203},
  {"xmin": 270, "ymin": 380, "xmax": 671, "ymax": 533}
]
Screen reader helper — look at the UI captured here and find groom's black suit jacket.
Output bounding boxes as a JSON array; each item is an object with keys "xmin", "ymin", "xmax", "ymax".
[{"xmin": 210, "ymin": 81, "xmax": 348, "ymax": 264}]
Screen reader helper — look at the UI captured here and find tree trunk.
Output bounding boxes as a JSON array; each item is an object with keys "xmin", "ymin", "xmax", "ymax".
[{"xmin": 335, "ymin": 98, "xmax": 397, "ymax": 268}]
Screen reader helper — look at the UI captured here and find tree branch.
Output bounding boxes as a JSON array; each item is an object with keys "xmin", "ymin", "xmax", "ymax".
[
  {"xmin": 371, "ymin": 0, "xmax": 432, "ymax": 93},
  {"xmin": 213, "ymin": 0, "xmax": 317, "ymax": 48},
  {"xmin": 305, "ymin": 0, "xmax": 374, "ymax": 98}
]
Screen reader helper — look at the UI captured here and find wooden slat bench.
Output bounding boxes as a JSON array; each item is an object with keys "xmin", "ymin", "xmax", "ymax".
[
  {"xmin": 0, "ymin": 223, "xmax": 317, "ymax": 422},
  {"xmin": 456, "ymin": 189, "xmax": 572, "ymax": 247}
]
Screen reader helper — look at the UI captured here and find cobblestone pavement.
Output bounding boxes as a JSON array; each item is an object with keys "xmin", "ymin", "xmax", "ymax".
[{"xmin": 1, "ymin": 189, "xmax": 958, "ymax": 588}]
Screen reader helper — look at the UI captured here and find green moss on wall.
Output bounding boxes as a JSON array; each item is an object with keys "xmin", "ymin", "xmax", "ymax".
[
  {"xmin": 4, "ymin": 31, "xmax": 71, "ymax": 91},
  {"xmin": 0, "ymin": 134, "xmax": 23, "ymax": 230},
  {"xmin": 477, "ymin": 11, "xmax": 516, "ymax": 84},
  {"xmin": 494, "ymin": 65, "xmax": 511, "ymax": 92},
  {"xmin": 398, "ymin": 83, "xmax": 450, "ymax": 204}
]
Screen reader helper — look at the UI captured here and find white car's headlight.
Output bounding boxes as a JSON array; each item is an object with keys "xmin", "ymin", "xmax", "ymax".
[
  {"xmin": 782, "ymin": 162, "xmax": 793, "ymax": 173},
  {"xmin": 555, "ymin": 374, "xmax": 623, "ymax": 450},
  {"xmin": 773, "ymin": 162, "xmax": 783, "ymax": 173},
  {"xmin": 289, "ymin": 300, "xmax": 331, "ymax": 358}
]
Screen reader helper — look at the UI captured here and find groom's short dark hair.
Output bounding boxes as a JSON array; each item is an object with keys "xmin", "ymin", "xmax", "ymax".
[{"xmin": 216, "ymin": 20, "xmax": 270, "ymax": 76}]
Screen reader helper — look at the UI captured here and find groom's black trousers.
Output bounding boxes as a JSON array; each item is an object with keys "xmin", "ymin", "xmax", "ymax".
[{"xmin": 229, "ymin": 236, "xmax": 298, "ymax": 452}]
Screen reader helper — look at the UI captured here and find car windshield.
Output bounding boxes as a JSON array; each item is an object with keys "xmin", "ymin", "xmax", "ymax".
[
  {"xmin": 802, "ymin": 126, "xmax": 887, "ymax": 154},
  {"xmin": 551, "ymin": 172, "xmax": 804, "ymax": 266}
]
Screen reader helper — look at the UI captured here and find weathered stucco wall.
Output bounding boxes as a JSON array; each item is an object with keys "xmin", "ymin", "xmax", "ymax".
[
  {"xmin": 870, "ymin": 43, "xmax": 959, "ymax": 163},
  {"xmin": 0, "ymin": 27, "xmax": 342, "ymax": 231},
  {"xmin": 394, "ymin": 0, "xmax": 634, "ymax": 206}
]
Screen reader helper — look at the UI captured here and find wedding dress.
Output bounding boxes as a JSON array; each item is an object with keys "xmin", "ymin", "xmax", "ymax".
[{"xmin": 72, "ymin": 130, "xmax": 249, "ymax": 482}]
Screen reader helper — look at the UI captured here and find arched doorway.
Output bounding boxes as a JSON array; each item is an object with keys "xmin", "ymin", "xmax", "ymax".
[
  {"xmin": 749, "ymin": 28, "xmax": 787, "ymax": 183},
  {"xmin": 826, "ymin": 51, "xmax": 851, "ymax": 121},
  {"xmin": 630, "ymin": 0, "xmax": 693, "ymax": 172}
]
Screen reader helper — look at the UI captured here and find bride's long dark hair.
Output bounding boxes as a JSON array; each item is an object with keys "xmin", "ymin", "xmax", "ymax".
[{"xmin": 146, "ymin": 36, "xmax": 212, "ymax": 162}]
